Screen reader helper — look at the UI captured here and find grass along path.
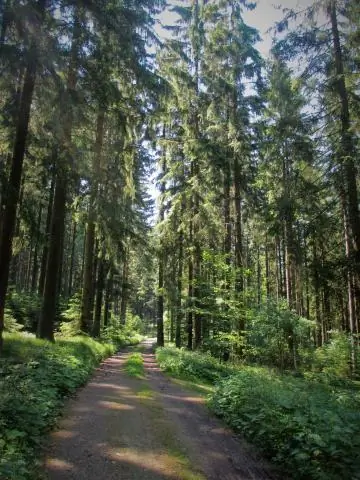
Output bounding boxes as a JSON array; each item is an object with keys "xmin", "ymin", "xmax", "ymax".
[{"xmin": 45, "ymin": 339, "xmax": 275, "ymax": 480}]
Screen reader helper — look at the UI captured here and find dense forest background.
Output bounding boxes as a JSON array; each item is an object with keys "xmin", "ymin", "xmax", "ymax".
[{"xmin": 0, "ymin": 0, "xmax": 359, "ymax": 372}]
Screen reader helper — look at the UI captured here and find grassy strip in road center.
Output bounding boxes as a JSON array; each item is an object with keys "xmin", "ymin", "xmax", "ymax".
[{"xmin": 124, "ymin": 352, "xmax": 145, "ymax": 378}]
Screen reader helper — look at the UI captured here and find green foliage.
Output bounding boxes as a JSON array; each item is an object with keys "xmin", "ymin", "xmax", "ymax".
[
  {"xmin": 156, "ymin": 346, "xmax": 235, "ymax": 383},
  {"xmin": 0, "ymin": 333, "xmax": 116, "ymax": 480},
  {"xmin": 201, "ymin": 332, "xmax": 245, "ymax": 361},
  {"xmin": 246, "ymin": 300, "xmax": 316, "ymax": 370},
  {"xmin": 101, "ymin": 323, "xmax": 143, "ymax": 349},
  {"xmin": 6, "ymin": 291, "xmax": 41, "ymax": 332},
  {"xmin": 308, "ymin": 332, "xmax": 358, "ymax": 379},
  {"xmin": 124, "ymin": 352, "xmax": 144, "ymax": 378},
  {"xmin": 58, "ymin": 294, "xmax": 82, "ymax": 336},
  {"xmin": 4, "ymin": 309, "xmax": 24, "ymax": 333},
  {"xmin": 210, "ymin": 368, "xmax": 360, "ymax": 480}
]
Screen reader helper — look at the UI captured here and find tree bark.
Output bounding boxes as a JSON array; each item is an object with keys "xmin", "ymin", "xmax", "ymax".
[
  {"xmin": 67, "ymin": 219, "xmax": 77, "ymax": 298},
  {"xmin": 80, "ymin": 110, "xmax": 105, "ymax": 332},
  {"xmin": 329, "ymin": 1, "xmax": 360, "ymax": 345},
  {"xmin": 0, "ymin": 0, "xmax": 46, "ymax": 352},
  {"xmin": 38, "ymin": 166, "xmax": 67, "ymax": 340},
  {"xmin": 103, "ymin": 268, "xmax": 113, "ymax": 328},
  {"xmin": 156, "ymin": 126, "xmax": 166, "ymax": 346},
  {"xmin": 38, "ymin": 6, "xmax": 80, "ymax": 340},
  {"xmin": 38, "ymin": 167, "xmax": 55, "ymax": 296},
  {"xmin": 176, "ymin": 229, "xmax": 183, "ymax": 348},
  {"xmin": 120, "ymin": 252, "xmax": 129, "ymax": 325},
  {"xmin": 92, "ymin": 256, "xmax": 105, "ymax": 337}
]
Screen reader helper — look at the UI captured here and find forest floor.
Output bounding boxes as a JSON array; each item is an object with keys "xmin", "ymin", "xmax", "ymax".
[{"xmin": 43, "ymin": 339, "xmax": 277, "ymax": 480}]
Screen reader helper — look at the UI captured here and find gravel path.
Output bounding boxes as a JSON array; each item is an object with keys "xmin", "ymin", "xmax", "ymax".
[{"xmin": 44, "ymin": 339, "xmax": 277, "ymax": 480}]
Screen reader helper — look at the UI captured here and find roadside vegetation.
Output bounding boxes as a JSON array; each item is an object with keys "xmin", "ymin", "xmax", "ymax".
[
  {"xmin": 156, "ymin": 337, "xmax": 360, "ymax": 480},
  {"xmin": 1, "ymin": 297, "xmax": 143, "ymax": 480}
]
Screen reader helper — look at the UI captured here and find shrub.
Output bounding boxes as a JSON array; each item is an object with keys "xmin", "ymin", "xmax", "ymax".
[
  {"xmin": 6, "ymin": 290, "xmax": 41, "ymax": 332},
  {"xmin": 101, "ymin": 323, "xmax": 143, "ymax": 349},
  {"xmin": 310, "ymin": 332, "xmax": 354, "ymax": 378},
  {"xmin": 246, "ymin": 300, "xmax": 316, "ymax": 370},
  {"xmin": 4, "ymin": 309, "xmax": 24, "ymax": 332},
  {"xmin": 209, "ymin": 367, "xmax": 360, "ymax": 480},
  {"xmin": 156, "ymin": 346, "xmax": 235, "ymax": 383}
]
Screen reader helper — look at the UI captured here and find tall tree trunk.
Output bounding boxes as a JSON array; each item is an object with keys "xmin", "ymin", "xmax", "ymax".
[
  {"xmin": 0, "ymin": 0, "xmax": 46, "ymax": 352},
  {"xmin": 194, "ymin": 245, "xmax": 202, "ymax": 348},
  {"xmin": 80, "ymin": 217, "xmax": 95, "ymax": 332},
  {"xmin": 93, "ymin": 256, "xmax": 105, "ymax": 337},
  {"xmin": 38, "ymin": 165, "xmax": 67, "ymax": 340},
  {"xmin": 157, "ymin": 127, "xmax": 166, "ymax": 346},
  {"xmin": 103, "ymin": 268, "xmax": 113, "ymax": 328},
  {"xmin": 175, "ymin": 229, "xmax": 183, "ymax": 348},
  {"xmin": 187, "ymin": 221, "xmax": 194, "ymax": 350},
  {"xmin": 80, "ymin": 110, "xmax": 105, "ymax": 332},
  {"xmin": 38, "ymin": 168, "xmax": 55, "ymax": 295},
  {"xmin": 38, "ymin": 7, "xmax": 80, "ymax": 340},
  {"xmin": 234, "ymin": 156, "xmax": 244, "ymax": 330},
  {"xmin": 120, "ymin": 251, "xmax": 129, "ymax": 325},
  {"xmin": 0, "ymin": 0, "xmax": 11, "ymax": 47},
  {"xmin": 9, "ymin": 178, "xmax": 24, "ymax": 286},
  {"xmin": 31, "ymin": 205, "xmax": 42, "ymax": 291},
  {"xmin": 265, "ymin": 239, "xmax": 270, "ymax": 298},
  {"xmin": 329, "ymin": 1, "xmax": 360, "ymax": 344},
  {"xmin": 67, "ymin": 219, "xmax": 77, "ymax": 298}
]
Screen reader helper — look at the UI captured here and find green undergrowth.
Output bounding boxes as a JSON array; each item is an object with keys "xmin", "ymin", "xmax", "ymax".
[
  {"xmin": 0, "ymin": 333, "xmax": 117, "ymax": 480},
  {"xmin": 124, "ymin": 352, "xmax": 144, "ymax": 378},
  {"xmin": 156, "ymin": 346, "xmax": 235, "ymax": 384},
  {"xmin": 156, "ymin": 346, "xmax": 360, "ymax": 479}
]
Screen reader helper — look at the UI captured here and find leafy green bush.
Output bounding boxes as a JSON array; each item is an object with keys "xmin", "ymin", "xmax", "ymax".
[
  {"xmin": 0, "ymin": 333, "xmax": 116, "ymax": 480},
  {"xmin": 4, "ymin": 308, "xmax": 24, "ymax": 332},
  {"xmin": 6, "ymin": 291, "xmax": 41, "ymax": 332},
  {"xmin": 246, "ymin": 300, "xmax": 316, "ymax": 370},
  {"xmin": 156, "ymin": 346, "xmax": 235, "ymax": 383},
  {"xmin": 210, "ymin": 367, "xmax": 360, "ymax": 480},
  {"xmin": 58, "ymin": 293, "xmax": 82, "ymax": 335},
  {"xmin": 101, "ymin": 323, "xmax": 143, "ymax": 349},
  {"xmin": 201, "ymin": 332, "xmax": 245, "ymax": 361},
  {"xmin": 310, "ymin": 332, "xmax": 355, "ymax": 378}
]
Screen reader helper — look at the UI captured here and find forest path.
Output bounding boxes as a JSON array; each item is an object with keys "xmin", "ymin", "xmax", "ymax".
[{"xmin": 44, "ymin": 339, "xmax": 276, "ymax": 480}]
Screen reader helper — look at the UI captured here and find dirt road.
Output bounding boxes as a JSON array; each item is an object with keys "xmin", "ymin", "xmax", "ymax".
[{"xmin": 44, "ymin": 339, "xmax": 276, "ymax": 480}]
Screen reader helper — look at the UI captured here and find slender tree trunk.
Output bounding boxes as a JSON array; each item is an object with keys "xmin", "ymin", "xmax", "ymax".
[
  {"xmin": 67, "ymin": 220, "xmax": 77, "ymax": 298},
  {"xmin": 257, "ymin": 246, "xmax": 261, "ymax": 304},
  {"xmin": 157, "ymin": 125, "xmax": 166, "ymax": 346},
  {"xmin": 38, "ymin": 168, "xmax": 55, "ymax": 295},
  {"xmin": 104, "ymin": 268, "xmax": 113, "ymax": 328},
  {"xmin": 234, "ymin": 156, "xmax": 244, "ymax": 330},
  {"xmin": 313, "ymin": 241, "xmax": 322, "ymax": 346},
  {"xmin": 38, "ymin": 165, "xmax": 67, "ymax": 340},
  {"xmin": 265, "ymin": 240, "xmax": 270, "ymax": 298},
  {"xmin": 0, "ymin": 65, "xmax": 25, "ymax": 240},
  {"xmin": 92, "ymin": 256, "xmax": 105, "ymax": 337},
  {"xmin": 187, "ymin": 218, "xmax": 194, "ymax": 350},
  {"xmin": 329, "ymin": 2, "xmax": 360, "ymax": 348},
  {"xmin": 38, "ymin": 7, "xmax": 80, "ymax": 340},
  {"xmin": 9, "ymin": 178, "xmax": 24, "ymax": 286},
  {"xmin": 80, "ymin": 217, "xmax": 95, "ymax": 332},
  {"xmin": 176, "ymin": 230, "xmax": 183, "ymax": 348},
  {"xmin": 80, "ymin": 110, "xmax": 105, "ymax": 332},
  {"xmin": 31, "ymin": 205, "xmax": 42, "ymax": 291},
  {"xmin": 0, "ymin": 0, "xmax": 11, "ymax": 47},
  {"xmin": 0, "ymin": 0, "xmax": 46, "ymax": 351},
  {"xmin": 194, "ymin": 245, "xmax": 202, "ymax": 348},
  {"xmin": 120, "ymin": 252, "xmax": 129, "ymax": 325}
]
